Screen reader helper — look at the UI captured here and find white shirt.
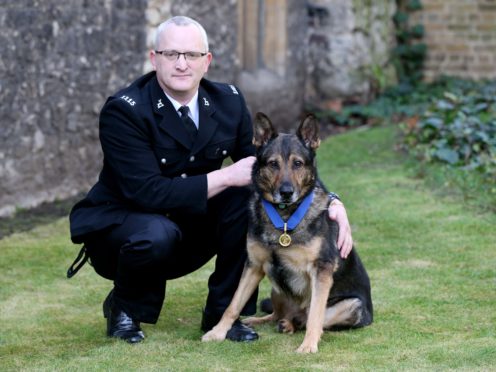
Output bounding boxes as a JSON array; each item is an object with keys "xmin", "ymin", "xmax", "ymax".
[{"xmin": 164, "ymin": 91, "xmax": 200, "ymax": 129}]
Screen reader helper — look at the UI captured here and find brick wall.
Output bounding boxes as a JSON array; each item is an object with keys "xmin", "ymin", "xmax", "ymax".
[{"xmin": 411, "ymin": 0, "xmax": 496, "ymax": 80}]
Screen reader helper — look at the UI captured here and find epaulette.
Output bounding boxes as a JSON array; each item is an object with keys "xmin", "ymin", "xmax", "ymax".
[{"xmin": 119, "ymin": 94, "xmax": 137, "ymax": 107}]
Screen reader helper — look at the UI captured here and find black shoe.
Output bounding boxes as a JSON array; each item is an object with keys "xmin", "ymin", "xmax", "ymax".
[
  {"xmin": 103, "ymin": 290, "xmax": 145, "ymax": 344},
  {"xmin": 201, "ymin": 310, "xmax": 259, "ymax": 342},
  {"xmin": 226, "ymin": 319, "xmax": 259, "ymax": 342}
]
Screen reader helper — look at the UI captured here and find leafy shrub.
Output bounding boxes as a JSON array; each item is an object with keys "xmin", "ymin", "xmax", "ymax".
[
  {"xmin": 313, "ymin": 80, "xmax": 448, "ymax": 128},
  {"xmin": 402, "ymin": 79, "xmax": 496, "ymax": 180}
]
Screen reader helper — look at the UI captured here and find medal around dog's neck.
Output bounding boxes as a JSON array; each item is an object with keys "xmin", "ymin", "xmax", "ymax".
[
  {"xmin": 261, "ymin": 191, "xmax": 315, "ymax": 247},
  {"xmin": 262, "ymin": 191, "xmax": 314, "ymax": 230}
]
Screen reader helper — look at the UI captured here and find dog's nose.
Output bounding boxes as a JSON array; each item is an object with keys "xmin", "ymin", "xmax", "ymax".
[{"xmin": 280, "ymin": 183, "xmax": 294, "ymax": 200}]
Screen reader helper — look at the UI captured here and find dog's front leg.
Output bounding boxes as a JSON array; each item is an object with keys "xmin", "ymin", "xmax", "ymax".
[
  {"xmin": 296, "ymin": 269, "xmax": 333, "ymax": 353},
  {"xmin": 202, "ymin": 263, "xmax": 264, "ymax": 342}
]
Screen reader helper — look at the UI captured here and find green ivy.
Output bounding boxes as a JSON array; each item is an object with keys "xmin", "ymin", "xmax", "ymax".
[{"xmin": 393, "ymin": 0, "xmax": 427, "ymax": 90}]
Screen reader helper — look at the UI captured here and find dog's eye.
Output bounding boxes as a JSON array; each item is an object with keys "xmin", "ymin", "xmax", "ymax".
[
  {"xmin": 268, "ymin": 160, "xmax": 279, "ymax": 169},
  {"xmin": 293, "ymin": 160, "xmax": 304, "ymax": 168}
]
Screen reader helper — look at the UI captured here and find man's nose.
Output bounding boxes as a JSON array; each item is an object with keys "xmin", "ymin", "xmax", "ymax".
[{"xmin": 175, "ymin": 54, "xmax": 188, "ymax": 68}]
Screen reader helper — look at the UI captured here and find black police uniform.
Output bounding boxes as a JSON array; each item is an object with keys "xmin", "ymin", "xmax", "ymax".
[{"xmin": 69, "ymin": 71, "xmax": 257, "ymax": 324}]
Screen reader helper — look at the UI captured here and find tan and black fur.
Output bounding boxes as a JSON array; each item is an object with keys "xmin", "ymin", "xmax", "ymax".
[{"xmin": 202, "ymin": 113, "xmax": 373, "ymax": 353}]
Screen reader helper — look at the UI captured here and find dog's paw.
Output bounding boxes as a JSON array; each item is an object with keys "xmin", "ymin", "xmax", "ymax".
[
  {"xmin": 243, "ymin": 313, "xmax": 273, "ymax": 326},
  {"xmin": 201, "ymin": 329, "xmax": 226, "ymax": 342},
  {"xmin": 277, "ymin": 319, "xmax": 295, "ymax": 334},
  {"xmin": 296, "ymin": 341, "xmax": 319, "ymax": 353},
  {"xmin": 242, "ymin": 316, "xmax": 259, "ymax": 327}
]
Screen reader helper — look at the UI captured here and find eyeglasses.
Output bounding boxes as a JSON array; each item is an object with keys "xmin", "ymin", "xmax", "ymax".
[{"xmin": 155, "ymin": 50, "xmax": 207, "ymax": 61}]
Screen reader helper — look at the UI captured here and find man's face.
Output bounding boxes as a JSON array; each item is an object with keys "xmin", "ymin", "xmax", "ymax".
[{"xmin": 150, "ymin": 23, "xmax": 212, "ymax": 103}]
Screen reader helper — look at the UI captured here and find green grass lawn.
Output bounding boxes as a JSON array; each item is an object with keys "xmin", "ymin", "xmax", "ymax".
[{"xmin": 1, "ymin": 125, "xmax": 495, "ymax": 371}]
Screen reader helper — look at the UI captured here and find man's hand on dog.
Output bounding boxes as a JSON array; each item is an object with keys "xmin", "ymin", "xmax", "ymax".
[
  {"xmin": 207, "ymin": 156, "xmax": 256, "ymax": 198},
  {"xmin": 328, "ymin": 202, "xmax": 353, "ymax": 259},
  {"xmin": 225, "ymin": 156, "xmax": 257, "ymax": 187}
]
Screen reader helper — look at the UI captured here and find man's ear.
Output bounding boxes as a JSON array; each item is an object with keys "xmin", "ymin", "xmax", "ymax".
[
  {"xmin": 149, "ymin": 50, "xmax": 158, "ymax": 70},
  {"xmin": 253, "ymin": 112, "xmax": 278, "ymax": 147},
  {"xmin": 297, "ymin": 114, "xmax": 320, "ymax": 150},
  {"xmin": 203, "ymin": 52, "xmax": 213, "ymax": 74}
]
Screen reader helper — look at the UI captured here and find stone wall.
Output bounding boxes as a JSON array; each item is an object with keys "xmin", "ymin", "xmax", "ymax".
[
  {"xmin": 411, "ymin": 0, "xmax": 496, "ymax": 80},
  {"xmin": 306, "ymin": 0, "xmax": 397, "ymax": 106},
  {"xmin": 0, "ymin": 0, "xmax": 398, "ymax": 215},
  {"xmin": 0, "ymin": 0, "xmax": 147, "ymax": 216}
]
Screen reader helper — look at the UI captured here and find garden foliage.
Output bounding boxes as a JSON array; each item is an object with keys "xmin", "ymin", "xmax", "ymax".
[{"xmin": 402, "ymin": 79, "xmax": 496, "ymax": 180}]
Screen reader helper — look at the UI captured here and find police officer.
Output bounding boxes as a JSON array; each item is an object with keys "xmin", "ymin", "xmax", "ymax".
[{"xmin": 69, "ymin": 16, "xmax": 354, "ymax": 344}]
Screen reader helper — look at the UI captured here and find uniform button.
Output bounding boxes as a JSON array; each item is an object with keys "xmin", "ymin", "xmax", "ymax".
[
  {"xmin": 161, "ymin": 158, "xmax": 166, "ymax": 164},
  {"xmin": 222, "ymin": 150, "xmax": 227, "ymax": 156},
  {"xmin": 181, "ymin": 173, "xmax": 187, "ymax": 178},
  {"xmin": 189, "ymin": 155, "xmax": 195, "ymax": 162}
]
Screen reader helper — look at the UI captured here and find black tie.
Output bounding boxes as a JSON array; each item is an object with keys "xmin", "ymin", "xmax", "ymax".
[{"xmin": 178, "ymin": 106, "xmax": 198, "ymax": 142}]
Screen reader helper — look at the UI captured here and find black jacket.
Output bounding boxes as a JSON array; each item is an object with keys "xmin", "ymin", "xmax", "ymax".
[{"xmin": 70, "ymin": 72, "xmax": 254, "ymax": 243}]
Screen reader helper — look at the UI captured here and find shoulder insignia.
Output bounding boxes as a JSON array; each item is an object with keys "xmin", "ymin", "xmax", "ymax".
[
  {"xmin": 120, "ymin": 95, "xmax": 136, "ymax": 106},
  {"xmin": 229, "ymin": 85, "xmax": 239, "ymax": 95}
]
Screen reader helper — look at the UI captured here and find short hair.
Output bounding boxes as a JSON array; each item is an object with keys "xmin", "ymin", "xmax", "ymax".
[{"xmin": 155, "ymin": 16, "xmax": 209, "ymax": 51}]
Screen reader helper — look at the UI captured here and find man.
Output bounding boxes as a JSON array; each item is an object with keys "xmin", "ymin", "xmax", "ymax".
[{"xmin": 68, "ymin": 16, "xmax": 353, "ymax": 344}]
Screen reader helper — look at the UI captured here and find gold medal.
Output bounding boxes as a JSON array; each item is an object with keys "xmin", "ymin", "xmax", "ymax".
[
  {"xmin": 279, "ymin": 233, "xmax": 291, "ymax": 247},
  {"xmin": 279, "ymin": 223, "xmax": 292, "ymax": 247}
]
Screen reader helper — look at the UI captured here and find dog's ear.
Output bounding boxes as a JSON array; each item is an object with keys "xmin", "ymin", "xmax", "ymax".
[
  {"xmin": 297, "ymin": 114, "xmax": 320, "ymax": 150},
  {"xmin": 253, "ymin": 112, "xmax": 278, "ymax": 147}
]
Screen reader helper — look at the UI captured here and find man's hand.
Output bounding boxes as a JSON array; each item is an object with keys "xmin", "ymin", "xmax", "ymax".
[
  {"xmin": 207, "ymin": 156, "xmax": 256, "ymax": 198},
  {"xmin": 223, "ymin": 156, "xmax": 256, "ymax": 187},
  {"xmin": 328, "ymin": 201, "xmax": 353, "ymax": 259}
]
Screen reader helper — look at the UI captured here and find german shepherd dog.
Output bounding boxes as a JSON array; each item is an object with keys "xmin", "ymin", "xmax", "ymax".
[{"xmin": 202, "ymin": 113, "xmax": 373, "ymax": 353}]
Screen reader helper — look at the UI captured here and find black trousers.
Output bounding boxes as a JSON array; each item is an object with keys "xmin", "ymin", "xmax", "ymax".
[{"xmin": 84, "ymin": 187, "xmax": 257, "ymax": 324}]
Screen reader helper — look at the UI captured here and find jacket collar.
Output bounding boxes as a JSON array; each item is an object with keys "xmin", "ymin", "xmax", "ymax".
[
  {"xmin": 151, "ymin": 76, "xmax": 218, "ymax": 152},
  {"xmin": 193, "ymin": 84, "xmax": 218, "ymax": 154}
]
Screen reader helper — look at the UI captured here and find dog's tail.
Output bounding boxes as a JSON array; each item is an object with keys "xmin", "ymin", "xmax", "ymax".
[{"xmin": 260, "ymin": 298, "xmax": 273, "ymax": 314}]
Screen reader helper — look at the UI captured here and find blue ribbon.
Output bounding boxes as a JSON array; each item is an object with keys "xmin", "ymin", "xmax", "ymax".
[{"xmin": 262, "ymin": 191, "xmax": 314, "ymax": 231}]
